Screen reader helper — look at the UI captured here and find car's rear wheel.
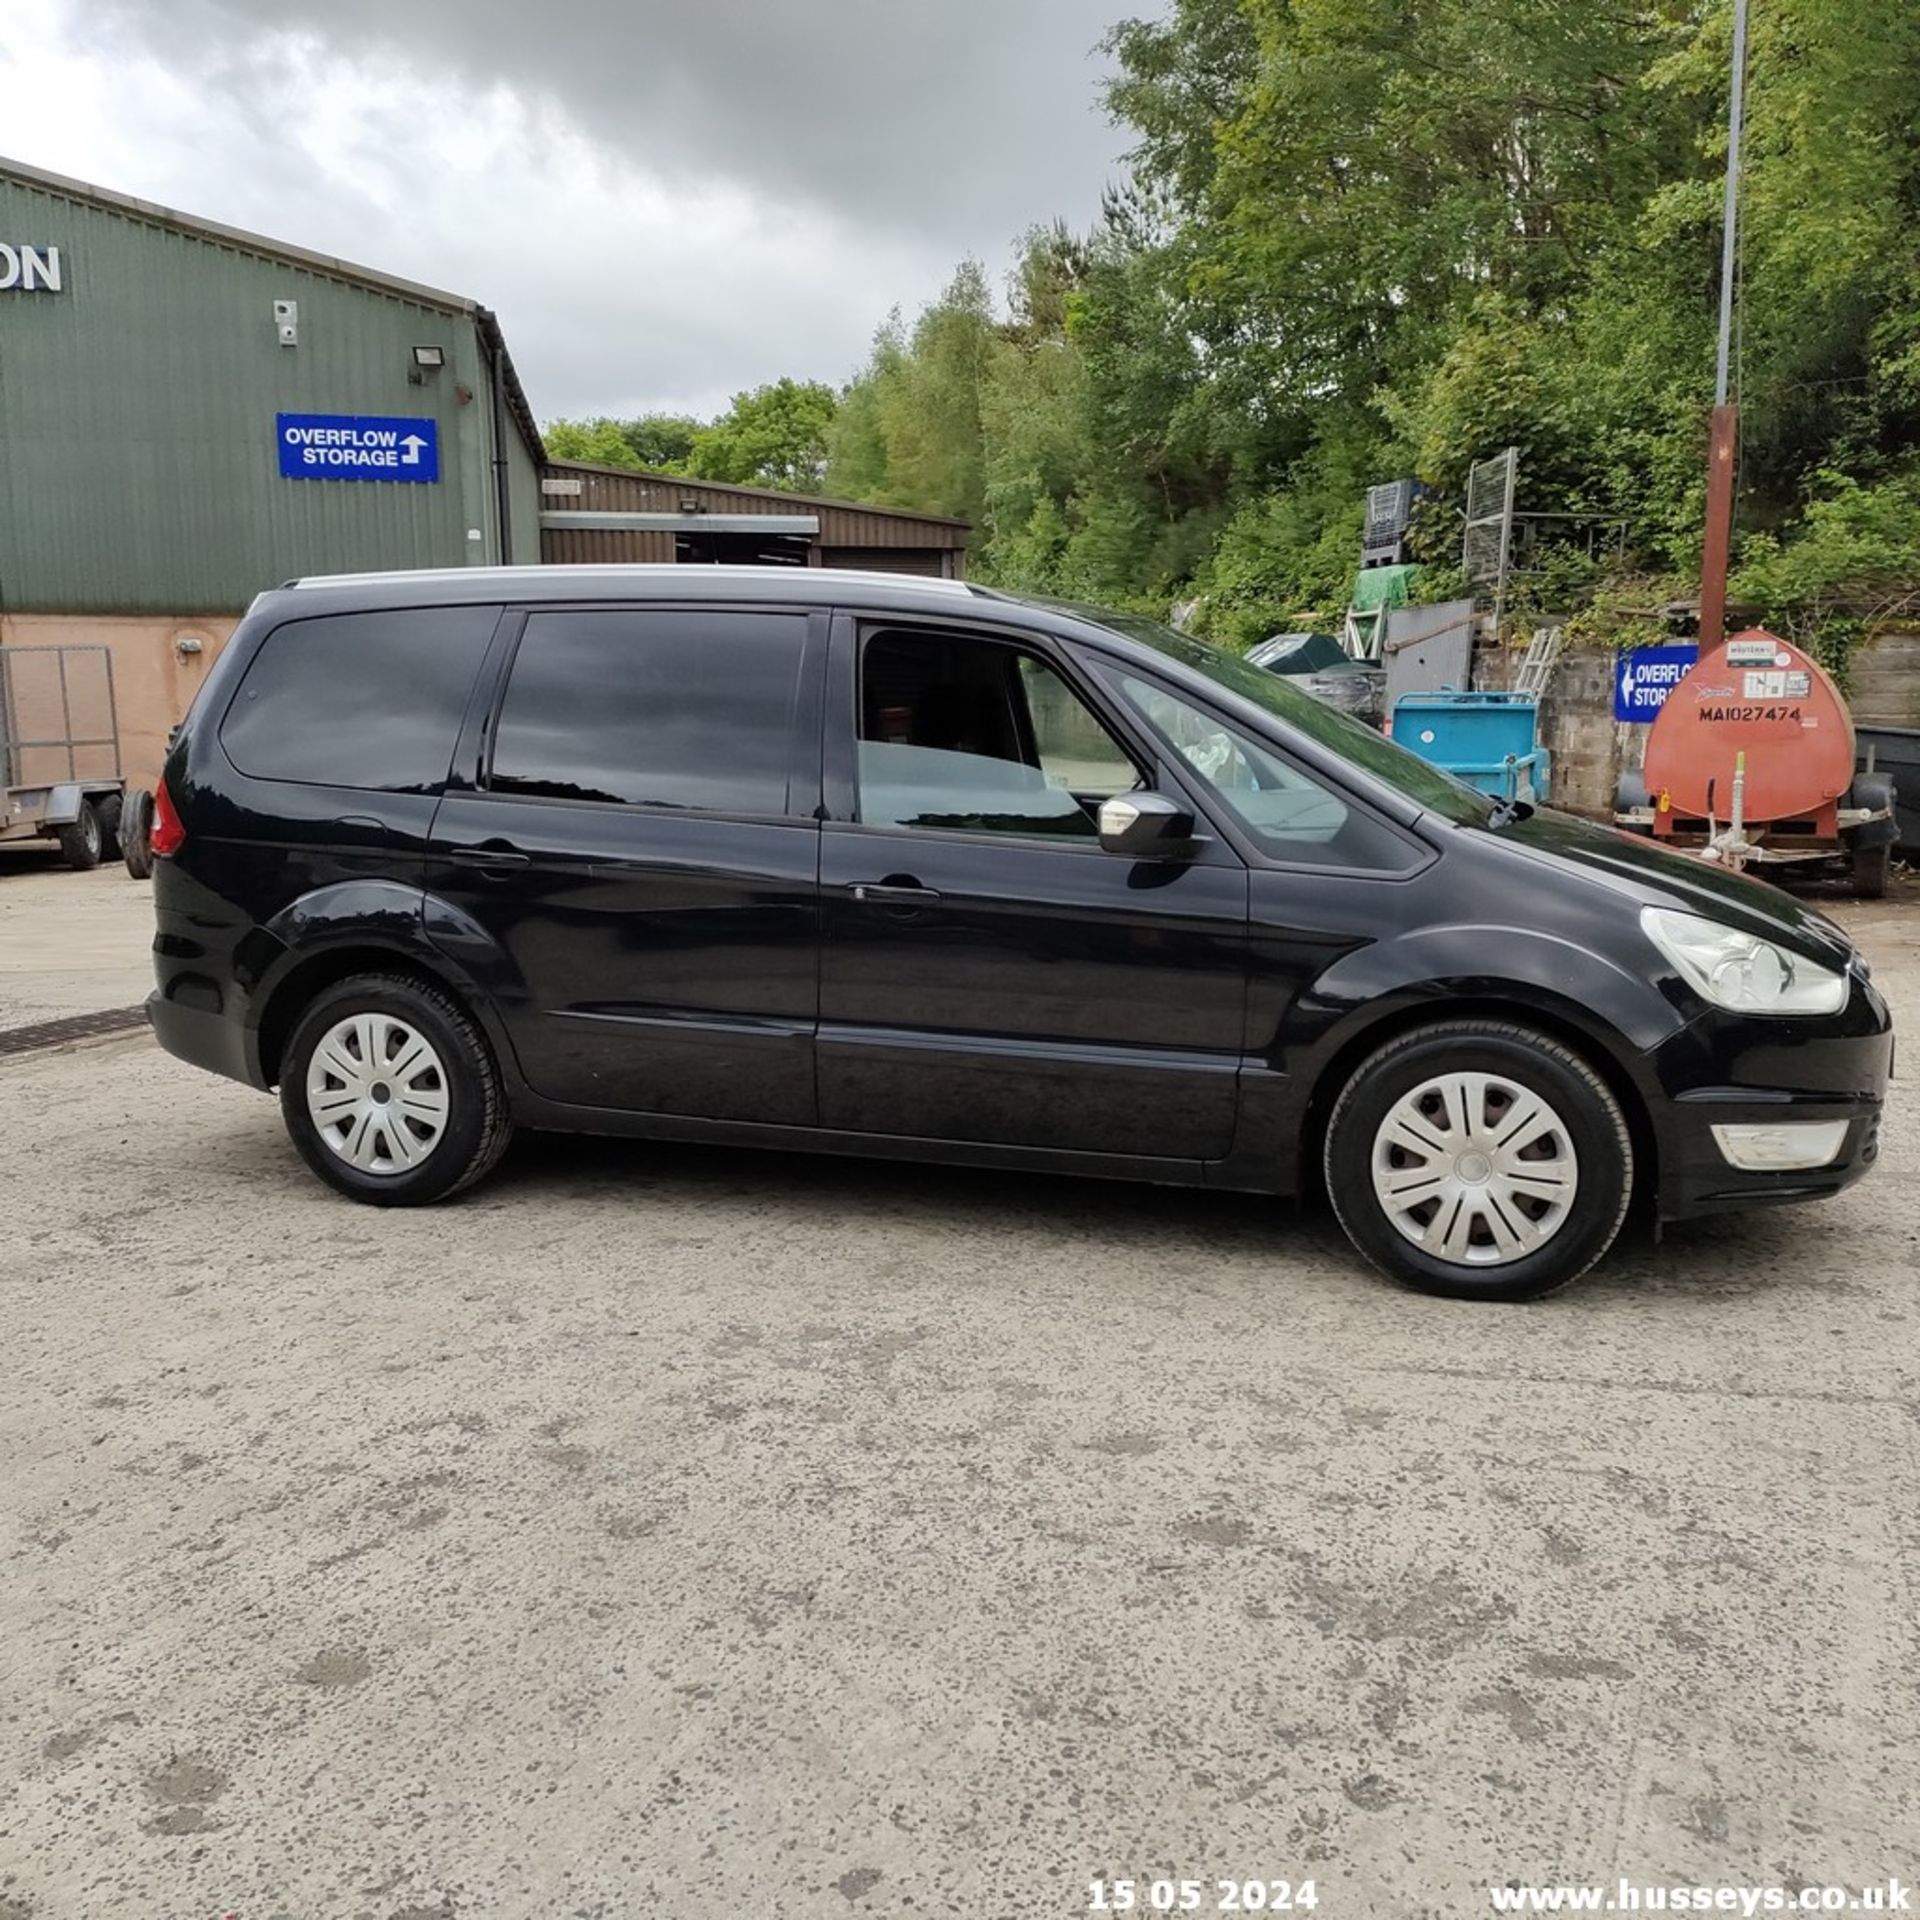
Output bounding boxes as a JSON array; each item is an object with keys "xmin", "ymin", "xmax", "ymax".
[
  {"xmin": 1324, "ymin": 1020, "xmax": 1633, "ymax": 1302},
  {"xmin": 279, "ymin": 974, "xmax": 512, "ymax": 1205}
]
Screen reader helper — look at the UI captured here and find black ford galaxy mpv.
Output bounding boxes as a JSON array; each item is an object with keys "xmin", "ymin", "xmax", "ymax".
[{"xmin": 149, "ymin": 567, "xmax": 1892, "ymax": 1301}]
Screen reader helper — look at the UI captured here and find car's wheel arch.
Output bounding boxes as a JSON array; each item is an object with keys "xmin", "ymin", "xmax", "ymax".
[
  {"xmin": 1290, "ymin": 981, "xmax": 1661, "ymax": 1216},
  {"xmin": 248, "ymin": 888, "xmax": 522, "ymax": 1092}
]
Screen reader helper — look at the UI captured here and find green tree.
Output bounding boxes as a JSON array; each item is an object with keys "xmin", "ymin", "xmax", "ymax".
[
  {"xmin": 616, "ymin": 415, "xmax": 702, "ymax": 469},
  {"xmin": 600, "ymin": 0, "xmax": 1920, "ymax": 645},
  {"xmin": 542, "ymin": 413, "xmax": 703, "ymax": 472},
  {"xmin": 686, "ymin": 379, "xmax": 838, "ymax": 491},
  {"xmin": 542, "ymin": 417, "xmax": 647, "ymax": 469},
  {"xmin": 827, "ymin": 265, "xmax": 998, "ymax": 525}
]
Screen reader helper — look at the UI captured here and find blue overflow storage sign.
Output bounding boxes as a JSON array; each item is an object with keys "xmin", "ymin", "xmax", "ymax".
[
  {"xmin": 277, "ymin": 413, "xmax": 440, "ymax": 483},
  {"xmin": 1614, "ymin": 644, "xmax": 1699, "ymax": 722}
]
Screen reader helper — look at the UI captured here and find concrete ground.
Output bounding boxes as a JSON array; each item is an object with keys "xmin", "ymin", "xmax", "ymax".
[
  {"xmin": 0, "ymin": 856, "xmax": 153, "ymax": 1027},
  {"xmin": 0, "ymin": 859, "xmax": 1915, "ymax": 1920}
]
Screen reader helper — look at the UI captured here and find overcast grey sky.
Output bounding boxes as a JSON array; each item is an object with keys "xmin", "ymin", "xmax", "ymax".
[{"xmin": 0, "ymin": 0, "xmax": 1142, "ymax": 421}]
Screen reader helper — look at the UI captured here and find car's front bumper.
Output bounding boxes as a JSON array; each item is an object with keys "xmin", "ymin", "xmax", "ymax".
[{"xmin": 1650, "ymin": 970, "xmax": 1893, "ymax": 1220}]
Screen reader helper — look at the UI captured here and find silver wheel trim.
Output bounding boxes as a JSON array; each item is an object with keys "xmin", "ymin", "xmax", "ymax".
[
  {"xmin": 304, "ymin": 1013, "xmax": 451, "ymax": 1176},
  {"xmin": 1370, "ymin": 1071, "xmax": 1579, "ymax": 1267}
]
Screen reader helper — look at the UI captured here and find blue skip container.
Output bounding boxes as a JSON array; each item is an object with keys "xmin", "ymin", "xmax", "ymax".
[{"xmin": 1390, "ymin": 690, "xmax": 1552, "ymax": 804}]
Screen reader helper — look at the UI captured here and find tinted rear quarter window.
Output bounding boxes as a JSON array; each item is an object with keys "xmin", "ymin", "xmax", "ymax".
[
  {"xmin": 220, "ymin": 606, "xmax": 498, "ymax": 792},
  {"xmin": 488, "ymin": 609, "xmax": 806, "ymax": 815}
]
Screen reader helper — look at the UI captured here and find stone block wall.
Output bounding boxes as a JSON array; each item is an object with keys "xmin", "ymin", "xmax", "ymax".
[
  {"xmin": 1470, "ymin": 636, "xmax": 1628, "ymax": 821},
  {"xmin": 1470, "ymin": 623, "xmax": 1920, "ymax": 821},
  {"xmin": 1849, "ymin": 628, "xmax": 1920, "ymax": 728}
]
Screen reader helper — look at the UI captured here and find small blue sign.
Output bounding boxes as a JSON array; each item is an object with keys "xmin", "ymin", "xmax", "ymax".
[
  {"xmin": 276, "ymin": 412, "xmax": 440, "ymax": 483},
  {"xmin": 1614, "ymin": 644, "xmax": 1699, "ymax": 722}
]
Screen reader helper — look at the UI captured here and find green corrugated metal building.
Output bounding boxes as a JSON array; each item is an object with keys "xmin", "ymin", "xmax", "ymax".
[
  {"xmin": 0, "ymin": 154, "xmax": 544, "ymax": 617},
  {"xmin": 0, "ymin": 155, "xmax": 969, "ymax": 793}
]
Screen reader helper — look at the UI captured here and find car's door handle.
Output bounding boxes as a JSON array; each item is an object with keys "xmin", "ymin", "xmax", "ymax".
[
  {"xmin": 852, "ymin": 881, "xmax": 942, "ymax": 908},
  {"xmin": 451, "ymin": 844, "xmax": 531, "ymax": 878}
]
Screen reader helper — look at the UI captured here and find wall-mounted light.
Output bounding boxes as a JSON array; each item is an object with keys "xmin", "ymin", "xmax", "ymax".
[
  {"xmin": 680, "ymin": 498, "xmax": 705, "ymax": 515},
  {"xmin": 412, "ymin": 345, "xmax": 445, "ymax": 369}
]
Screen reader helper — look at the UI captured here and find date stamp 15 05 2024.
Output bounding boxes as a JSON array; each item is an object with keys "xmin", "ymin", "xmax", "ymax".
[{"xmin": 1089, "ymin": 1879, "xmax": 1322, "ymax": 1913}]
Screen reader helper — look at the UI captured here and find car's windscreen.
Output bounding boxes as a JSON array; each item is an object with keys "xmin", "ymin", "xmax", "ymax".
[{"xmin": 1059, "ymin": 603, "xmax": 1492, "ymax": 825}]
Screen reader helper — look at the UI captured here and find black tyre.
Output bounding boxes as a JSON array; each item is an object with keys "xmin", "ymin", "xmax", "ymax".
[
  {"xmin": 121, "ymin": 789, "xmax": 155, "ymax": 879},
  {"xmin": 278, "ymin": 973, "xmax": 513, "ymax": 1206},
  {"xmin": 56, "ymin": 800, "xmax": 104, "ymax": 871},
  {"xmin": 94, "ymin": 791, "xmax": 125, "ymax": 860},
  {"xmin": 1852, "ymin": 839, "xmax": 1891, "ymax": 899},
  {"xmin": 1846, "ymin": 774, "xmax": 1896, "ymax": 899},
  {"xmin": 1323, "ymin": 1020, "xmax": 1634, "ymax": 1302}
]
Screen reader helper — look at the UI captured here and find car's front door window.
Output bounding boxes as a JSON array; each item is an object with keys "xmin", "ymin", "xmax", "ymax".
[
  {"xmin": 1112, "ymin": 673, "xmax": 1421, "ymax": 870},
  {"xmin": 857, "ymin": 630, "xmax": 1141, "ymax": 840}
]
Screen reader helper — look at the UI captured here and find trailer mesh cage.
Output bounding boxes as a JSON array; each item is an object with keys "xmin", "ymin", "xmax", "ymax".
[{"xmin": 0, "ymin": 645, "xmax": 122, "ymax": 789}]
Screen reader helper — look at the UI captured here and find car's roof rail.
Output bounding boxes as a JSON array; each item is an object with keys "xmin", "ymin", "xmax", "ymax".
[{"xmin": 280, "ymin": 563, "xmax": 976, "ymax": 596}]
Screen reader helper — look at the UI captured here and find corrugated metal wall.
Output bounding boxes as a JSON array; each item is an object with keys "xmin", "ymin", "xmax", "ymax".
[
  {"xmin": 537, "ymin": 462, "xmax": 968, "ymax": 572},
  {"xmin": 541, "ymin": 526, "xmax": 677, "ymax": 565},
  {"xmin": 501, "ymin": 412, "xmax": 545, "ymax": 567},
  {"xmin": 821, "ymin": 547, "xmax": 950, "ymax": 577},
  {"xmin": 0, "ymin": 169, "xmax": 529, "ymax": 614}
]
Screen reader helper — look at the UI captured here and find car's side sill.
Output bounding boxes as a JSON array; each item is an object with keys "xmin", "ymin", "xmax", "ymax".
[{"xmin": 506, "ymin": 1093, "xmax": 1230, "ymax": 1189}]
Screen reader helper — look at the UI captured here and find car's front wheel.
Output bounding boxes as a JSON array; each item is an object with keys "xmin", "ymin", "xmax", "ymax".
[
  {"xmin": 279, "ymin": 974, "xmax": 513, "ymax": 1205},
  {"xmin": 1323, "ymin": 1019, "xmax": 1633, "ymax": 1302}
]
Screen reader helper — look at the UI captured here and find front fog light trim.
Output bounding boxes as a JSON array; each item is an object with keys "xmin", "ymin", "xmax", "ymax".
[{"xmin": 1710, "ymin": 1119, "xmax": 1851, "ymax": 1172}]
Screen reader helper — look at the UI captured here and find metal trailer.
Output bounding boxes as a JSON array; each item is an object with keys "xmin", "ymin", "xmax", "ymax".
[
  {"xmin": 1855, "ymin": 728, "xmax": 1920, "ymax": 856},
  {"xmin": 0, "ymin": 645, "xmax": 127, "ymax": 869}
]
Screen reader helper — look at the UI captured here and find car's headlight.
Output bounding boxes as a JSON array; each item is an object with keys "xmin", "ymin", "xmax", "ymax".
[{"xmin": 1640, "ymin": 906, "xmax": 1848, "ymax": 1016}]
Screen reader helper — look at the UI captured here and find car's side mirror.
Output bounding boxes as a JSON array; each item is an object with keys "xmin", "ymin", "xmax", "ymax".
[{"xmin": 1098, "ymin": 791, "xmax": 1197, "ymax": 859}]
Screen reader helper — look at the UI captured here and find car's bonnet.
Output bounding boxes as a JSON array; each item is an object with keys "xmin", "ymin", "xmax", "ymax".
[{"xmin": 1472, "ymin": 806, "xmax": 1857, "ymax": 970}]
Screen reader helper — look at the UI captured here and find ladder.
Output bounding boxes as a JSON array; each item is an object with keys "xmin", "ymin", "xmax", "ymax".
[{"xmin": 1513, "ymin": 625, "xmax": 1566, "ymax": 699}]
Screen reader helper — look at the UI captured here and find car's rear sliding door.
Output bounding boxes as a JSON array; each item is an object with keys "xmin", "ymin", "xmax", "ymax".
[{"xmin": 426, "ymin": 602, "xmax": 827, "ymax": 1125}]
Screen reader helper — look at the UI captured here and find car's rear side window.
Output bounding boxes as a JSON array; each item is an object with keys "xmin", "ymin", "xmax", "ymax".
[
  {"xmin": 220, "ymin": 606, "xmax": 498, "ymax": 792},
  {"xmin": 488, "ymin": 609, "xmax": 807, "ymax": 815}
]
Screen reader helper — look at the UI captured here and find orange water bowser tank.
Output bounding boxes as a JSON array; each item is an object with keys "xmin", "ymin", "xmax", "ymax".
[{"xmin": 1641, "ymin": 628, "xmax": 1855, "ymax": 825}]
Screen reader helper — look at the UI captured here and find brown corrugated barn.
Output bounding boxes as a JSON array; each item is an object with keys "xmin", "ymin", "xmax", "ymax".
[{"xmin": 537, "ymin": 462, "xmax": 969, "ymax": 576}]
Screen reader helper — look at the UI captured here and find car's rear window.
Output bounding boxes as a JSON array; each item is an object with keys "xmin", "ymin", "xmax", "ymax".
[
  {"xmin": 488, "ymin": 608, "xmax": 807, "ymax": 815},
  {"xmin": 220, "ymin": 606, "xmax": 497, "ymax": 792}
]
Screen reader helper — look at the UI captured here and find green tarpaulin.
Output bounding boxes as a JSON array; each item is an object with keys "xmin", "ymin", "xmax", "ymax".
[{"xmin": 1350, "ymin": 564, "xmax": 1422, "ymax": 613}]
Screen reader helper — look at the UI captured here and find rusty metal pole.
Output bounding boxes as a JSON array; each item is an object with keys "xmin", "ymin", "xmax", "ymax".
[
  {"xmin": 1699, "ymin": 404, "xmax": 1738, "ymax": 647},
  {"xmin": 1699, "ymin": 0, "xmax": 1750, "ymax": 649}
]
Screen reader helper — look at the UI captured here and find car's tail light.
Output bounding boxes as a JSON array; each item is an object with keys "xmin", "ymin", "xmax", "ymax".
[{"xmin": 150, "ymin": 777, "xmax": 187, "ymax": 859}]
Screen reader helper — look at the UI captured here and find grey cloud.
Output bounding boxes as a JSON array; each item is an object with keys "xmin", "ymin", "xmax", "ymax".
[
  {"xmin": 90, "ymin": 0, "xmax": 1137, "ymax": 244},
  {"xmin": 39, "ymin": 0, "xmax": 1151, "ymax": 418}
]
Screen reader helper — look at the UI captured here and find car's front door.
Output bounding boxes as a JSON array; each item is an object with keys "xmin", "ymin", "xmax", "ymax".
[
  {"xmin": 427, "ymin": 603, "xmax": 825, "ymax": 1125},
  {"xmin": 816, "ymin": 614, "xmax": 1250, "ymax": 1160}
]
